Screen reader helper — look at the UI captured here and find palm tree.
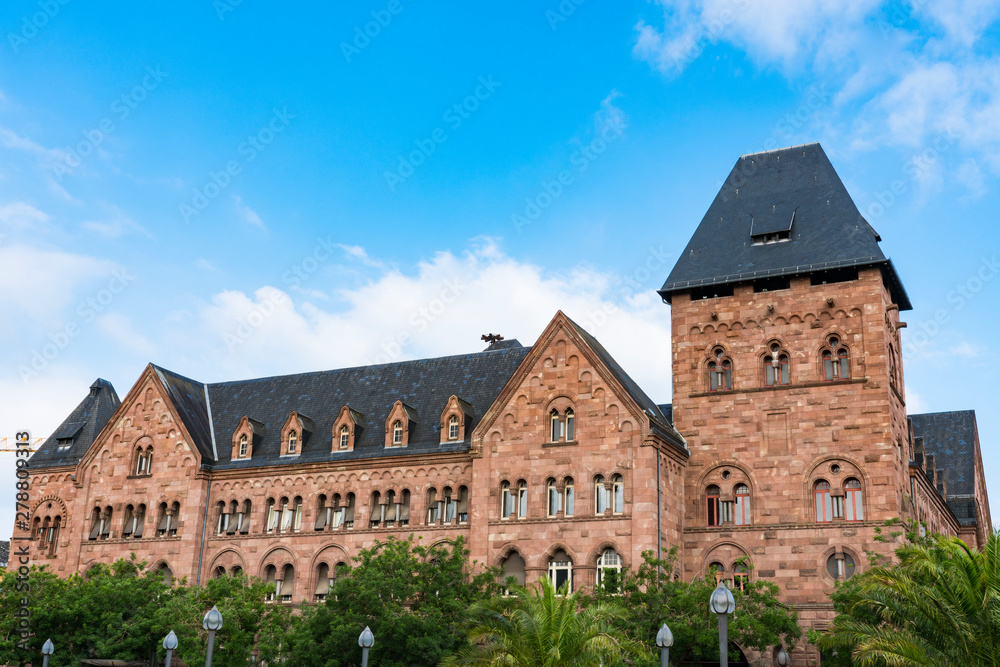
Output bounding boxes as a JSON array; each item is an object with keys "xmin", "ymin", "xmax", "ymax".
[
  {"xmin": 441, "ymin": 576, "xmax": 644, "ymax": 666},
  {"xmin": 819, "ymin": 532, "xmax": 1000, "ymax": 666}
]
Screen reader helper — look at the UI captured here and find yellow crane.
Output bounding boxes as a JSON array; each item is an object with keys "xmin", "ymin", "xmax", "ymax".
[{"xmin": 0, "ymin": 437, "xmax": 44, "ymax": 453}]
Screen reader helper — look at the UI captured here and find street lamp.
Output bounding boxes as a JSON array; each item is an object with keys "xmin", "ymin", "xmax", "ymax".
[
  {"xmin": 163, "ymin": 630, "xmax": 178, "ymax": 667},
  {"xmin": 775, "ymin": 647, "xmax": 790, "ymax": 666},
  {"xmin": 655, "ymin": 623, "xmax": 674, "ymax": 667},
  {"xmin": 358, "ymin": 626, "xmax": 375, "ymax": 667},
  {"xmin": 203, "ymin": 605, "xmax": 223, "ymax": 667},
  {"xmin": 709, "ymin": 581, "xmax": 736, "ymax": 667},
  {"xmin": 41, "ymin": 639, "xmax": 54, "ymax": 667}
]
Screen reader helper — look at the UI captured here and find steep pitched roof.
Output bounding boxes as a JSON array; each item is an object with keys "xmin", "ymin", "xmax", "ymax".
[
  {"xmin": 659, "ymin": 143, "xmax": 911, "ymax": 310},
  {"xmin": 565, "ymin": 316, "xmax": 685, "ymax": 449},
  {"xmin": 152, "ymin": 365, "xmax": 215, "ymax": 461},
  {"xmin": 206, "ymin": 346, "xmax": 530, "ymax": 469},
  {"xmin": 909, "ymin": 410, "xmax": 980, "ymax": 525},
  {"xmin": 30, "ymin": 379, "xmax": 120, "ymax": 468}
]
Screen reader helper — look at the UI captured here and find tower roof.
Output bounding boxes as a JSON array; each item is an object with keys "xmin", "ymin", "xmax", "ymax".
[
  {"xmin": 659, "ymin": 143, "xmax": 911, "ymax": 310},
  {"xmin": 30, "ymin": 378, "xmax": 120, "ymax": 467}
]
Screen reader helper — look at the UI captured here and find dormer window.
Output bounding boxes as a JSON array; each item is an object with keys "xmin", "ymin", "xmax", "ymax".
[
  {"xmin": 384, "ymin": 400, "xmax": 416, "ymax": 448},
  {"xmin": 751, "ymin": 230, "xmax": 790, "ymax": 245},
  {"xmin": 392, "ymin": 421, "xmax": 403, "ymax": 445},
  {"xmin": 339, "ymin": 425, "xmax": 349, "ymax": 450},
  {"xmin": 448, "ymin": 415, "xmax": 459, "ymax": 440},
  {"xmin": 56, "ymin": 437, "xmax": 73, "ymax": 451},
  {"xmin": 288, "ymin": 430, "xmax": 298, "ymax": 454},
  {"xmin": 238, "ymin": 435, "xmax": 248, "ymax": 458}
]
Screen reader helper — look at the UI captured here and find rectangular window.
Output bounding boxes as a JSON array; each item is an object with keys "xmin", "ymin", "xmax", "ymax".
[
  {"xmin": 720, "ymin": 500, "xmax": 734, "ymax": 524},
  {"xmin": 832, "ymin": 495, "xmax": 845, "ymax": 520},
  {"xmin": 517, "ymin": 485, "xmax": 527, "ymax": 518},
  {"xmin": 734, "ymin": 495, "xmax": 747, "ymax": 526},
  {"xmin": 707, "ymin": 497, "xmax": 719, "ymax": 526}
]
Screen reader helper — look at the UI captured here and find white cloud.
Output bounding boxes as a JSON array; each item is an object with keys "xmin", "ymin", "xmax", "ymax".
[
  {"xmin": 0, "ymin": 202, "xmax": 49, "ymax": 228},
  {"xmin": 196, "ymin": 258, "xmax": 219, "ymax": 272},
  {"xmin": 233, "ymin": 195, "xmax": 265, "ymax": 230},
  {"xmin": 81, "ymin": 212, "xmax": 150, "ymax": 238},
  {"xmin": 98, "ymin": 313, "xmax": 157, "ymax": 357},
  {"xmin": 948, "ymin": 341, "xmax": 983, "ymax": 358},
  {"xmin": 906, "ymin": 387, "xmax": 929, "ymax": 413},
  {"xmin": 0, "ymin": 244, "xmax": 114, "ymax": 323},
  {"xmin": 188, "ymin": 241, "xmax": 674, "ymax": 401}
]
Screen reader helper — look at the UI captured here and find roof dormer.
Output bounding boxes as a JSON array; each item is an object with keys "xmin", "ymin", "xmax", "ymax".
[
  {"xmin": 385, "ymin": 401, "xmax": 417, "ymax": 448},
  {"xmin": 439, "ymin": 395, "xmax": 473, "ymax": 444},
  {"xmin": 231, "ymin": 416, "xmax": 265, "ymax": 460},
  {"xmin": 280, "ymin": 411, "xmax": 314, "ymax": 457},
  {"xmin": 332, "ymin": 405, "xmax": 364, "ymax": 452}
]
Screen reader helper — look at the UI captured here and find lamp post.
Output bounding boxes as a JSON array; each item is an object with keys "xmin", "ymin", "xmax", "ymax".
[
  {"xmin": 203, "ymin": 605, "xmax": 223, "ymax": 667},
  {"xmin": 358, "ymin": 626, "xmax": 374, "ymax": 667},
  {"xmin": 776, "ymin": 647, "xmax": 790, "ymax": 666},
  {"xmin": 709, "ymin": 581, "xmax": 736, "ymax": 667},
  {"xmin": 655, "ymin": 623, "xmax": 674, "ymax": 667},
  {"xmin": 40, "ymin": 639, "xmax": 54, "ymax": 667},
  {"xmin": 163, "ymin": 630, "xmax": 178, "ymax": 667}
]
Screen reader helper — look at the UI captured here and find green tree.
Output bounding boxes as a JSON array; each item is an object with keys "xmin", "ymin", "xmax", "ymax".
[
  {"xmin": 443, "ymin": 576, "xmax": 644, "ymax": 667},
  {"xmin": 0, "ymin": 554, "xmax": 289, "ymax": 667},
  {"xmin": 588, "ymin": 550, "xmax": 801, "ymax": 665},
  {"xmin": 817, "ymin": 532, "xmax": 1000, "ymax": 666},
  {"xmin": 281, "ymin": 535, "xmax": 503, "ymax": 667}
]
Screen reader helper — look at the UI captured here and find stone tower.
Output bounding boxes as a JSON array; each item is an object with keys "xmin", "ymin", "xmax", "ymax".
[{"xmin": 659, "ymin": 143, "xmax": 912, "ymax": 639}]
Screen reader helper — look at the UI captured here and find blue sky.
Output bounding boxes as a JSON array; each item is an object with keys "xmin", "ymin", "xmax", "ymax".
[{"xmin": 2, "ymin": 0, "xmax": 1000, "ymax": 537}]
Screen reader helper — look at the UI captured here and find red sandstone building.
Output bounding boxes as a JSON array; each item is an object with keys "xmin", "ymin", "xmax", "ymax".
[{"xmin": 17, "ymin": 144, "xmax": 991, "ymax": 664}]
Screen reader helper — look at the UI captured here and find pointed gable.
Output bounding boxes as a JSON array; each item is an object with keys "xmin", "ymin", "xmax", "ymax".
[
  {"xmin": 30, "ymin": 379, "xmax": 121, "ymax": 468},
  {"xmin": 659, "ymin": 142, "xmax": 911, "ymax": 310}
]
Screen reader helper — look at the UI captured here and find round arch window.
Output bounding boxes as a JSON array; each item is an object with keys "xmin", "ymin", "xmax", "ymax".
[{"xmin": 826, "ymin": 553, "xmax": 855, "ymax": 581}]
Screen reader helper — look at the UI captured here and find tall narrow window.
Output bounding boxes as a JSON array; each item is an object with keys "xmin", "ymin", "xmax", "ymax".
[
  {"xmin": 239, "ymin": 500, "xmax": 250, "ymax": 534},
  {"xmin": 399, "ymin": 490, "xmax": 411, "ymax": 526},
  {"xmin": 734, "ymin": 484, "xmax": 751, "ymax": 526},
  {"xmin": 823, "ymin": 336, "xmax": 851, "ymax": 381},
  {"xmin": 238, "ymin": 434, "xmax": 248, "ymax": 458},
  {"xmin": 547, "ymin": 478, "xmax": 560, "ymax": 517},
  {"xmin": 594, "ymin": 475, "xmax": 608, "ymax": 514},
  {"xmin": 845, "ymin": 478, "xmax": 864, "ymax": 521},
  {"xmin": 456, "ymin": 486, "xmax": 468, "ymax": 523},
  {"xmin": 339, "ymin": 425, "xmax": 350, "ymax": 449},
  {"xmin": 392, "ymin": 420, "xmax": 403, "ymax": 445},
  {"xmin": 385, "ymin": 490, "xmax": 397, "ymax": 527},
  {"xmin": 315, "ymin": 563, "xmax": 332, "ymax": 602},
  {"xmin": 448, "ymin": 415, "xmax": 459, "ymax": 440},
  {"xmin": 135, "ymin": 448, "xmax": 147, "ymax": 475},
  {"xmin": 280, "ymin": 565, "xmax": 294, "ymax": 602},
  {"xmin": 550, "ymin": 410, "xmax": 562, "ymax": 442},
  {"xmin": 426, "ymin": 488, "xmax": 439, "ymax": 524},
  {"xmin": 444, "ymin": 487, "xmax": 455, "ymax": 523},
  {"xmin": 288, "ymin": 430, "xmax": 297, "ymax": 454},
  {"xmin": 706, "ymin": 485, "xmax": 721, "ymax": 526},
  {"xmin": 708, "ymin": 347, "xmax": 732, "ymax": 391},
  {"xmin": 264, "ymin": 565, "xmax": 278, "ymax": 601},
  {"xmin": 315, "ymin": 494, "xmax": 329, "ymax": 531},
  {"xmin": 517, "ymin": 480, "xmax": 527, "ymax": 518},
  {"xmin": 370, "ymin": 491, "xmax": 383, "ymax": 527},
  {"xmin": 47, "ymin": 517, "xmax": 61, "ymax": 555},
  {"xmin": 293, "ymin": 497, "xmax": 303, "ymax": 531},
  {"xmin": 344, "ymin": 493, "xmax": 356, "ymax": 528},
  {"xmin": 122, "ymin": 505, "xmax": 136, "ymax": 537},
  {"xmin": 596, "ymin": 548, "xmax": 622, "ymax": 592},
  {"xmin": 548, "ymin": 550, "xmax": 573, "ymax": 593},
  {"xmin": 564, "ymin": 477, "xmax": 575, "ymax": 516},
  {"xmin": 279, "ymin": 498, "xmax": 293, "ymax": 532},
  {"xmin": 215, "ymin": 501, "xmax": 227, "ymax": 535},
  {"xmin": 501, "ymin": 481, "xmax": 513, "ymax": 519},
  {"xmin": 764, "ymin": 343, "xmax": 790, "ymax": 386},
  {"xmin": 815, "ymin": 480, "xmax": 833, "ymax": 522},
  {"xmin": 733, "ymin": 563, "xmax": 749, "ymax": 591},
  {"xmin": 565, "ymin": 408, "xmax": 575, "ymax": 441},
  {"xmin": 612, "ymin": 474, "xmax": 624, "ymax": 514},
  {"xmin": 708, "ymin": 561, "xmax": 726, "ymax": 585},
  {"xmin": 266, "ymin": 498, "xmax": 278, "ymax": 532}
]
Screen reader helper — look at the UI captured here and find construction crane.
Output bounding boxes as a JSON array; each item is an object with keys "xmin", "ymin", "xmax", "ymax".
[{"xmin": 0, "ymin": 437, "xmax": 44, "ymax": 453}]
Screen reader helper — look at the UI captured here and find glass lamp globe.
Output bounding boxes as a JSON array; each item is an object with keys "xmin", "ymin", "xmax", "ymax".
[
  {"xmin": 709, "ymin": 582, "xmax": 736, "ymax": 615},
  {"xmin": 655, "ymin": 623, "xmax": 674, "ymax": 648},
  {"xmin": 41, "ymin": 639, "xmax": 54, "ymax": 656},
  {"xmin": 163, "ymin": 630, "xmax": 178, "ymax": 651},
  {"xmin": 358, "ymin": 626, "xmax": 375, "ymax": 648},
  {"xmin": 203, "ymin": 605, "xmax": 223, "ymax": 631},
  {"xmin": 776, "ymin": 648, "xmax": 790, "ymax": 666}
]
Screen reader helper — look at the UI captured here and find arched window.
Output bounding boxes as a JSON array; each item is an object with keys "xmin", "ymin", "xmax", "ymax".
[
  {"xmin": 392, "ymin": 420, "xmax": 403, "ymax": 445},
  {"xmin": 733, "ymin": 563, "xmax": 749, "ymax": 591},
  {"xmin": 339, "ymin": 425, "xmax": 350, "ymax": 449},
  {"xmin": 384, "ymin": 490, "xmax": 397, "ymax": 527},
  {"xmin": 265, "ymin": 498, "xmax": 278, "ymax": 532},
  {"xmin": 815, "ymin": 480, "xmax": 833, "ymax": 522},
  {"xmin": 264, "ymin": 565, "xmax": 278, "ymax": 601},
  {"xmin": 764, "ymin": 343, "xmax": 790, "ymax": 386},
  {"xmin": 548, "ymin": 549, "xmax": 573, "ymax": 593},
  {"xmin": 278, "ymin": 497, "xmax": 293, "ymax": 532},
  {"xmin": 822, "ymin": 336, "xmax": 850, "ymax": 381},
  {"xmin": 734, "ymin": 484, "xmax": 751, "ymax": 526},
  {"xmin": 315, "ymin": 563, "xmax": 334, "ymax": 602},
  {"xmin": 845, "ymin": 478, "xmax": 864, "ymax": 521},
  {"xmin": 564, "ymin": 477, "xmax": 575, "ymax": 517},
  {"xmin": 135, "ymin": 447, "xmax": 148, "ymax": 475},
  {"xmin": 708, "ymin": 347, "xmax": 733, "ymax": 391},
  {"xmin": 501, "ymin": 481, "xmax": 513, "ymax": 519},
  {"xmin": 706, "ymin": 485, "xmax": 721, "ymax": 526},
  {"xmin": 47, "ymin": 516, "xmax": 61, "ymax": 555},
  {"xmin": 288, "ymin": 430, "xmax": 298, "ymax": 454},
  {"xmin": 426, "ymin": 488, "xmax": 441, "ymax": 524},
  {"xmin": 238, "ymin": 499, "xmax": 250, "ymax": 534},
  {"xmin": 448, "ymin": 415, "xmax": 459, "ymax": 440},
  {"xmin": 594, "ymin": 475, "xmax": 608, "ymax": 514},
  {"xmin": 565, "ymin": 408, "xmax": 575, "ymax": 441},
  {"xmin": 344, "ymin": 493, "xmax": 356, "ymax": 528},
  {"xmin": 547, "ymin": 478, "xmax": 560, "ymax": 517},
  {"xmin": 596, "ymin": 548, "xmax": 622, "ymax": 591},
  {"xmin": 827, "ymin": 553, "xmax": 856, "ymax": 581},
  {"xmin": 612, "ymin": 474, "xmax": 624, "ymax": 514},
  {"xmin": 215, "ymin": 501, "xmax": 227, "ymax": 535},
  {"xmin": 400, "ymin": 489, "xmax": 412, "ymax": 526},
  {"xmin": 213, "ymin": 566, "xmax": 226, "ymax": 579},
  {"xmin": 279, "ymin": 564, "xmax": 295, "ymax": 602},
  {"xmin": 100, "ymin": 506, "xmax": 113, "ymax": 539},
  {"xmin": 550, "ymin": 409, "xmax": 562, "ymax": 442},
  {"xmin": 370, "ymin": 491, "xmax": 383, "ymax": 527},
  {"xmin": 456, "ymin": 486, "xmax": 468, "ymax": 523},
  {"xmin": 238, "ymin": 434, "xmax": 248, "ymax": 458},
  {"xmin": 146, "ymin": 446, "xmax": 154, "ymax": 472},
  {"xmin": 517, "ymin": 480, "xmax": 527, "ymax": 518},
  {"xmin": 707, "ymin": 561, "xmax": 726, "ymax": 585},
  {"xmin": 500, "ymin": 551, "xmax": 527, "ymax": 593},
  {"xmin": 444, "ymin": 487, "xmax": 456, "ymax": 523}
]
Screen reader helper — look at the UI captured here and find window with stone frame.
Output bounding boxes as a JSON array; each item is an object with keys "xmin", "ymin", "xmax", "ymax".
[
  {"xmin": 238, "ymin": 434, "xmax": 248, "ymax": 458},
  {"xmin": 844, "ymin": 478, "xmax": 864, "ymax": 521},
  {"xmin": 707, "ymin": 561, "xmax": 726, "ymax": 585},
  {"xmin": 517, "ymin": 480, "xmax": 527, "ymax": 518},
  {"xmin": 448, "ymin": 415, "xmax": 459, "ymax": 440},
  {"xmin": 122, "ymin": 503, "xmax": 145, "ymax": 539},
  {"xmin": 612, "ymin": 474, "xmax": 624, "ymax": 514},
  {"xmin": 763, "ymin": 342, "xmax": 790, "ymax": 386},
  {"xmin": 339, "ymin": 425, "xmax": 350, "ymax": 450},
  {"xmin": 708, "ymin": 346, "xmax": 733, "ymax": 391},
  {"xmin": 594, "ymin": 475, "xmax": 609, "ymax": 514},
  {"xmin": 370, "ymin": 491, "xmax": 384, "ymax": 528},
  {"xmin": 734, "ymin": 484, "xmax": 751, "ymax": 525},
  {"xmin": 265, "ymin": 498, "xmax": 278, "ymax": 532},
  {"xmin": 288, "ymin": 430, "xmax": 298, "ymax": 454},
  {"xmin": 456, "ymin": 486, "xmax": 468, "ymax": 523},
  {"xmin": 134, "ymin": 445, "xmax": 153, "ymax": 476},
  {"xmin": 443, "ymin": 487, "xmax": 457, "ymax": 523},
  {"xmin": 501, "ymin": 481, "xmax": 514, "ymax": 519},
  {"xmin": 549, "ymin": 407, "xmax": 576, "ymax": 442},
  {"xmin": 279, "ymin": 564, "xmax": 295, "ymax": 602},
  {"xmin": 548, "ymin": 549, "xmax": 573, "ymax": 593},
  {"xmin": 706, "ymin": 485, "xmax": 721, "ymax": 526},
  {"xmin": 827, "ymin": 552, "xmax": 856, "ymax": 581},
  {"xmin": 393, "ymin": 420, "xmax": 403, "ymax": 445},
  {"xmin": 733, "ymin": 562, "xmax": 750, "ymax": 591},
  {"xmin": 563, "ymin": 477, "xmax": 575, "ymax": 516},
  {"xmin": 814, "ymin": 480, "xmax": 834, "ymax": 522},
  {"xmin": 596, "ymin": 548, "xmax": 622, "ymax": 592},
  {"xmin": 500, "ymin": 551, "xmax": 527, "ymax": 594},
  {"xmin": 426, "ymin": 487, "xmax": 440, "ymax": 524},
  {"xmin": 822, "ymin": 335, "xmax": 851, "ymax": 381},
  {"xmin": 547, "ymin": 478, "xmax": 560, "ymax": 517}
]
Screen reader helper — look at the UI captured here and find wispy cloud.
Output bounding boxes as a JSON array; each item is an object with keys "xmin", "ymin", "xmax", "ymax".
[
  {"xmin": 233, "ymin": 195, "xmax": 266, "ymax": 230},
  {"xmin": 0, "ymin": 202, "xmax": 49, "ymax": 228}
]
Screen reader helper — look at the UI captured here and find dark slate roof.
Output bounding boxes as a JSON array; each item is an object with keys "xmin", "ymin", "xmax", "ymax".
[
  {"xmin": 657, "ymin": 404, "xmax": 673, "ymax": 425},
  {"xmin": 659, "ymin": 143, "xmax": 912, "ymax": 310},
  {"xmin": 30, "ymin": 379, "xmax": 120, "ymax": 468},
  {"xmin": 486, "ymin": 338, "xmax": 522, "ymax": 350},
  {"xmin": 909, "ymin": 410, "xmax": 980, "ymax": 525},
  {"xmin": 566, "ymin": 317, "xmax": 686, "ymax": 451},
  {"xmin": 152, "ymin": 365, "xmax": 215, "ymax": 460},
  {"xmin": 205, "ymin": 346, "xmax": 531, "ymax": 469}
]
